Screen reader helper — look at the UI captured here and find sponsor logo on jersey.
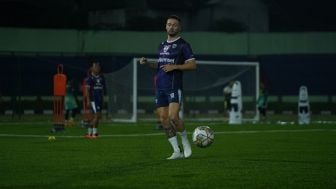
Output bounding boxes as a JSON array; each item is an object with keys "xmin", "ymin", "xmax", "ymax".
[
  {"xmin": 158, "ymin": 58, "xmax": 175, "ymax": 64},
  {"xmin": 170, "ymin": 92, "xmax": 175, "ymax": 99},
  {"xmin": 160, "ymin": 45, "xmax": 171, "ymax": 55},
  {"xmin": 163, "ymin": 45, "xmax": 170, "ymax": 52}
]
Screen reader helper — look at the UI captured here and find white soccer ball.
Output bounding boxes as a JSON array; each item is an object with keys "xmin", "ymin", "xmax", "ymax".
[{"xmin": 192, "ymin": 126, "xmax": 214, "ymax": 148}]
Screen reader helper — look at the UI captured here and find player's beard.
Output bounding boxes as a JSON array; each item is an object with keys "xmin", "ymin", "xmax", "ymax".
[
  {"xmin": 168, "ymin": 33, "xmax": 178, "ymax": 37},
  {"xmin": 167, "ymin": 29, "xmax": 179, "ymax": 37}
]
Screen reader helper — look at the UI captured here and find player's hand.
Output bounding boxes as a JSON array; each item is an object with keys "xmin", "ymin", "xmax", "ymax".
[
  {"xmin": 160, "ymin": 64, "xmax": 177, "ymax": 72},
  {"xmin": 139, "ymin": 57, "xmax": 147, "ymax": 65}
]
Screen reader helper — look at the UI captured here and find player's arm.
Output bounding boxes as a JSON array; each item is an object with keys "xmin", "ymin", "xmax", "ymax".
[
  {"xmin": 139, "ymin": 57, "xmax": 158, "ymax": 69},
  {"xmin": 85, "ymin": 84, "xmax": 91, "ymax": 107},
  {"xmin": 180, "ymin": 58, "xmax": 197, "ymax": 70},
  {"xmin": 161, "ymin": 58, "xmax": 197, "ymax": 72}
]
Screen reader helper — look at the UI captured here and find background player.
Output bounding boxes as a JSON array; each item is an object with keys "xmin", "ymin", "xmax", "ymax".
[
  {"xmin": 257, "ymin": 82, "xmax": 268, "ymax": 121},
  {"xmin": 140, "ymin": 15, "xmax": 197, "ymax": 160},
  {"xmin": 64, "ymin": 79, "xmax": 79, "ymax": 127},
  {"xmin": 85, "ymin": 61, "xmax": 105, "ymax": 139}
]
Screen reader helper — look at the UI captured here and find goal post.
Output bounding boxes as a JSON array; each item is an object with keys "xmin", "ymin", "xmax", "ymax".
[
  {"xmin": 104, "ymin": 59, "xmax": 138, "ymax": 122},
  {"xmin": 104, "ymin": 58, "xmax": 259, "ymax": 122},
  {"xmin": 191, "ymin": 60, "xmax": 260, "ymax": 121},
  {"xmin": 181, "ymin": 60, "xmax": 260, "ymax": 122}
]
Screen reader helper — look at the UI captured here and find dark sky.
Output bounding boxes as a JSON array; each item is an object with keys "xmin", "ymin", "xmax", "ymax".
[
  {"xmin": 0, "ymin": 0, "xmax": 335, "ymax": 32},
  {"xmin": 268, "ymin": 0, "xmax": 336, "ymax": 31}
]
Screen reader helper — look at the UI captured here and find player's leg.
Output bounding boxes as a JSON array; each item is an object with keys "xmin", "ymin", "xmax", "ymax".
[
  {"xmin": 85, "ymin": 101, "xmax": 98, "ymax": 138},
  {"xmin": 168, "ymin": 89, "xmax": 192, "ymax": 158},
  {"xmin": 91, "ymin": 100, "xmax": 102, "ymax": 138},
  {"xmin": 258, "ymin": 107, "xmax": 265, "ymax": 121},
  {"xmin": 155, "ymin": 108, "xmax": 163, "ymax": 130},
  {"xmin": 68, "ymin": 96, "xmax": 77, "ymax": 126},
  {"xmin": 157, "ymin": 106, "xmax": 172, "ymax": 136},
  {"xmin": 69, "ymin": 108, "xmax": 76, "ymax": 126},
  {"xmin": 169, "ymin": 103, "xmax": 183, "ymax": 131},
  {"xmin": 85, "ymin": 116, "xmax": 94, "ymax": 138},
  {"xmin": 169, "ymin": 102, "xmax": 192, "ymax": 158},
  {"xmin": 157, "ymin": 106, "xmax": 182, "ymax": 160},
  {"xmin": 167, "ymin": 89, "xmax": 184, "ymax": 131},
  {"xmin": 83, "ymin": 107, "xmax": 93, "ymax": 136},
  {"xmin": 91, "ymin": 112, "xmax": 101, "ymax": 138},
  {"xmin": 262, "ymin": 107, "xmax": 267, "ymax": 118},
  {"xmin": 65, "ymin": 109, "xmax": 70, "ymax": 126},
  {"xmin": 156, "ymin": 90, "xmax": 183, "ymax": 160}
]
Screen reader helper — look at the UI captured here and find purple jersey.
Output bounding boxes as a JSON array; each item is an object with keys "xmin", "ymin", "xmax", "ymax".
[
  {"xmin": 86, "ymin": 74, "xmax": 105, "ymax": 102},
  {"xmin": 156, "ymin": 37, "xmax": 195, "ymax": 90}
]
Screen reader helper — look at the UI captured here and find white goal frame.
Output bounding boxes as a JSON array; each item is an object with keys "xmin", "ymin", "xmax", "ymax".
[
  {"xmin": 126, "ymin": 58, "xmax": 260, "ymax": 122},
  {"xmin": 107, "ymin": 58, "xmax": 259, "ymax": 123}
]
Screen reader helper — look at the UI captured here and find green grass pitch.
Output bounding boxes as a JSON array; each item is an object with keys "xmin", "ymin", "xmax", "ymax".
[{"xmin": 0, "ymin": 121, "xmax": 336, "ymax": 189}]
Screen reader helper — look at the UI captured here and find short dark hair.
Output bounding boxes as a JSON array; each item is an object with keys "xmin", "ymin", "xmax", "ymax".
[
  {"xmin": 167, "ymin": 15, "xmax": 181, "ymax": 23},
  {"xmin": 88, "ymin": 60, "xmax": 100, "ymax": 68}
]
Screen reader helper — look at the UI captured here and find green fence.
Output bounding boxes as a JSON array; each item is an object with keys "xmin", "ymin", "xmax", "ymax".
[{"xmin": 1, "ymin": 27, "xmax": 336, "ymax": 55}]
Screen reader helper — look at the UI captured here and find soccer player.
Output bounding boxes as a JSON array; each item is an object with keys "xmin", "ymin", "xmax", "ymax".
[
  {"xmin": 64, "ymin": 79, "xmax": 79, "ymax": 126},
  {"xmin": 140, "ymin": 15, "xmax": 197, "ymax": 160},
  {"xmin": 85, "ymin": 61, "xmax": 105, "ymax": 139},
  {"xmin": 257, "ymin": 83, "xmax": 268, "ymax": 121}
]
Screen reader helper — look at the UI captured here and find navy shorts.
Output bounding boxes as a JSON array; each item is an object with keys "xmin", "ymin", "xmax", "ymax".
[
  {"xmin": 155, "ymin": 89, "xmax": 182, "ymax": 107},
  {"xmin": 90, "ymin": 98, "xmax": 103, "ymax": 113}
]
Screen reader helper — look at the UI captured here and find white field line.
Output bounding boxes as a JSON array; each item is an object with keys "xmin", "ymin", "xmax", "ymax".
[
  {"xmin": 215, "ymin": 129, "xmax": 336, "ymax": 134},
  {"xmin": 0, "ymin": 129, "xmax": 335, "ymax": 138}
]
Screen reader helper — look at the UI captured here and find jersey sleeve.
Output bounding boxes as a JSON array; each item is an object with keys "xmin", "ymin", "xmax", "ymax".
[
  {"xmin": 86, "ymin": 77, "xmax": 93, "ymax": 88},
  {"xmin": 182, "ymin": 42, "xmax": 195, "ymax": 61}
]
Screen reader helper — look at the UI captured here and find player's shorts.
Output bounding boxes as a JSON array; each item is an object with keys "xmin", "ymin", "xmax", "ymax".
[
  {"xmin": 155, "ymin": 89, "xmax": 182, "ymax": 107},
  {"xmin": 90, "ymin": 99, "xmax": 103, "ymax": 113}
]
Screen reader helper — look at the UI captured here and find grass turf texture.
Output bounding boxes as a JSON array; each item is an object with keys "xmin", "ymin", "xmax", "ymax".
[{"xmin": 0, "ymin": 122, "xmax": 336, "ymax": 189}]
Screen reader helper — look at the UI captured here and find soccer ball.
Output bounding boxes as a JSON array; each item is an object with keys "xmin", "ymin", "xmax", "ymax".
[{"xmin": 192, "ymin": 126, "xmax": 214, "ymax": 148}]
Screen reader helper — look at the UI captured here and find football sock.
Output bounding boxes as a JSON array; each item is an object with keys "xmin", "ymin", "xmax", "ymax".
[
  {"xmin": 93, "ymin": 128, "xmax": 97, "ymax": 135},
  {"xmin": 168, "ymin": 136, "xmax": 180, "ymax": 152},
  {"xmin": 88, "ymin": 127, "xmax": 93, "ymax": 135},
  {"xmin": 179, "ymin": 130, "xmax": 188, "ymax": 142}
]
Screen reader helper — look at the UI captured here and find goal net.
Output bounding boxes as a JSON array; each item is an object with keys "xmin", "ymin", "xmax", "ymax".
[{"xmin": 104, "ymin": 58, "xmax": 259, "ymax": 122}]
